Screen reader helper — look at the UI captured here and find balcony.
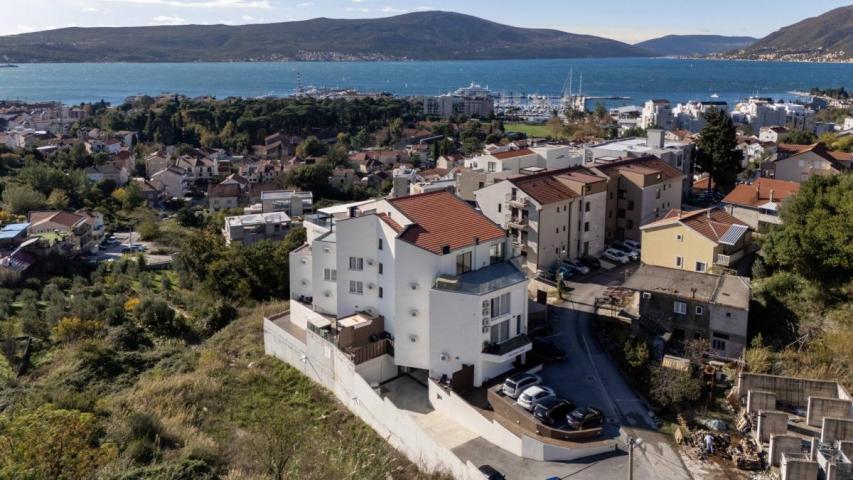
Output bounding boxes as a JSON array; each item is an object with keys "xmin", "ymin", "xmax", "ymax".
[
  {"xmin": 715, "ymin": 249, "xmax": 745, "ymax": 267},
  {"xmin": 506, "ymin": 214, "xmax": 529, "ymax": 230},
  {"xmin": 482, "ymin": 334, "xmax": 532, "ymax": 363},
  {"xmin": 505, "ymin": 193, "xmax": 528, "ymax": 209}
]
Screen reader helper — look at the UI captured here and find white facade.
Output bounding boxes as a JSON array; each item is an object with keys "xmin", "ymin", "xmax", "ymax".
[
  {"xmin": 289, "ymin": 195, "xmax": 530, "ymax": 387},
  {"xmin": 731, "ymin": 98, "xmax": 816, "ymax": 133},
  {"xmin": 641, "ymin": 100, "xmax": 674, "ymax": 130},
  {"xmin": 843, "ymin": 117, "xmax": 853, "ymax": 131}
]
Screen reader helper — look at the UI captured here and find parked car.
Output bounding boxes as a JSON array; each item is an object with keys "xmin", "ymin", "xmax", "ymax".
[
  {"xmin": 517, "ymin": 385, "xmax": 556, "ymax": 411},
  {"xmin": 501, "ymin": 373, "xmax": 542, "ymax": 399},
  {"xmin": 602, "ymin": 248, "xmax": 630, "ymax": 264},
  {"xmin": 537, "ymin": 268, "xmax": 557, "ymax": 282},
  {"xmin": 562, "ymin": 260, "xmax": 590, "ymax": 275},
  {"xmin": 120, "ymin": 245, "xmax": 132, "ymax": 253},
  {"xmin": 557, "ymin": 264, "xmax": 574, "ymax": 279},
  {"xmin": 533, "ymin": 397, "xmax": 576, "ymax": 427},
  {"xmin": 623, "ymin": 239, "xmax": 641, "ymax": 251},
  {"xmin": 528, "ymin": 322, "xmax": 554, "ymax": 338},
  {"xmin": 579, "ymin": 255, "xmax": 601, "ymax": 270},
  {"xmin": 610, "ymin": 242, "xmax": 639, "ymax": 261},
  {"xmin": 478, "ymin": 465, "xmax": 506, "ymax": 480},
  {"xmin": 532, "ymin": 338, "xmax": 567, "ymax": 362},
  {"xmin": 566, "ymin": 407, "xmax": 604, "ymax": 430}
]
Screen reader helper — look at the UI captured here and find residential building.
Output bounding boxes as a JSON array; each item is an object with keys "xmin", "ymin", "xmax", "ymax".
[
  {"xmin": 176, "ymin": 155, "xmax": 218, "ymax": 182},
  {"xmin": 0, "ymin": 223, "xmax": 30, "ymax": 247},
  {"xmin": 150, "ymin": 167, "xmax": 189, "ymax": 198},
  {"xmin": 222, "ymin": 212, "xmax": 292, "ymax": 246},
  {"xmin": 260, "ymin": 190, "xmax": 313, "ymax": 216},
  {"xmin": 623, "ymin": 264, "xmax": 750, "ymax": 358},
  {"xmin": 144, "ymin": 152, "xmax": 171, "ymax": 177},
  {"xmin": 475, "ymin": 167, "xmax": 608, "ymax": 273},
  {"xmin": 730, "ymin": 98, "xmax": 816, "ymax": 133},
  {"xmin": 329, "ymin": 167, "xmax": 357, "ymax": 190},
  {"xmin": 289, "ymin": 191, "xmax": 529, "ymax": 388},
  {"xmin": 27, "ymin": 211, "xmax": 94, "ymax": 254},
  {"xmin": 640, "ymin": 207, "xmax": 752, "ymax": 273},
  {"xmin": 844, "ymin": 117, "xmax": 853, "ymax": 131},
  {"xmin": 131, "ymin": 178, "xmax": 161, "ymax": 204},
  {"xmin": 640, "ymin": 99, "xmax": 674, "ymax": 130},
  {"xmin": 421, "ymin": 89, "xmax": 494, "ymax": 118},
  {"xmin": 721, "ymin": 178, "xmax": 800, "ymax": 230},
  {"xmin": 208, "ymin": 183, "xmax": 242, "ymax": 212},
  {"xmin": 584, "ymin": 129, "xmax": 695, "ymax": 196},
  {"xmin": 592, "ymin": 156, "xmax": 684, "ymax": 242},
  {"xmin": 670, "ymin": 101, "xmax": 728, "ymax": 132},
  {"xmin": 764, "ymin": 143, "xmax": 851, "ymax": 183},
  {"xmin": 75, "ymin": 209, "xmax": 105, "ymax": 245},
  {"xmin": 84, "ymin": 162, "xmax": 129, "ymax": 186},
  {"xmin": 758, "ymin": 126, "xmax": 789, "ymax": 143}
]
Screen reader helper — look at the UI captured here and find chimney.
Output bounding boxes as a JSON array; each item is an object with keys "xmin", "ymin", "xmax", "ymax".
[{"xmin": 647, "ymin": 129, "xmax": 665, "ymax": 149}]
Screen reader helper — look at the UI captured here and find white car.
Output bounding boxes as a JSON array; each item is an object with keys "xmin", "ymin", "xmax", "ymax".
[
  {"xmin": 517, "ymin": 385, "xmax": 555, "ymax": 411},
  {"xmin": 603, "ymin": 248, "xmax": 630, "ymax": 264},
  {"xmin": 623, "ymin": 240, "xmax": 641, "ymax": 251},
  {"xmin": 501, "ymin": 373, "xmax": 542, "ymax": 399}
]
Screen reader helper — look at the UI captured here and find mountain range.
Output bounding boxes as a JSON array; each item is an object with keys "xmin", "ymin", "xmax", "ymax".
[
  {"xmin": 737, "ymin": 5, "xmax": 853, "ymax": 58},
  {"xmin": 0, "ymin": 11, "xmax": 651, "ymax": 63},
  {"xmin": 635, "ymin": 35, "xmax": 757, "ymax": 56}
]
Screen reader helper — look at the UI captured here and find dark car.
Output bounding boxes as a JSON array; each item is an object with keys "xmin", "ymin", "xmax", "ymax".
[
  {"xmin": 478, "ymin": 464, "xmax": 506, "ymax": 480},
  {"xmin": 566, "ymin": 407, "xmax": 604, "ymax": 430},
  {"xmin": 579, "ymin": 255, "xmax": 601, "ymax": 270},
  {"xmin": 532, "ymin": 338, "xmax": 567, "ymax": 362},
  {"xmin": 533, "ymin": 397, "xmax": 576, "ymax": 427}
]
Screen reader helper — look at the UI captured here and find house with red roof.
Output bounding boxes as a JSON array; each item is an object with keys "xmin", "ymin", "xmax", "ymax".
[
  {"xmin": 640, "ymin": 207, "xmax": 752, "ymax": 273},
  {"xmin": 721, "ymin": 178, "xmax": 800, "ymax": 230},
  {"xmin": 766, "ymin": 143, "xmax": 851, "ymax": 183},
  {"xmin": 287, "ymin": 191, "xmax": 530, "ymax": 388}
]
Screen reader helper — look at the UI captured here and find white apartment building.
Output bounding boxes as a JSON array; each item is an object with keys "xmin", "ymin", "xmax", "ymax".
[
  {"xmin": 260, "ymin": 190, "xmax": 313, "ymax": 216},
  {"xmin": 671, "ymin": 101, "xmax": 728, "ymax": 132},
  {"xmin": 843, "ymin": 117, "xmax": 853, "ymax": 131},
  {"xmin": 730, "ymin": 98, "xmax": 816, "ymax": 133},
  {"xmin": 289, "ymin": 191, "xmax": 531, "ymax": 388},
  {"xmin": 584, "ymin": 129, "xmax": 695, "ymax": 197},
  {"xmin": 475, "ymin": 167, "xmax": 608, "ymax": 273},
  {"xmin": 641, "ymin": 99, "xmax": 674, "ymax": 130}
]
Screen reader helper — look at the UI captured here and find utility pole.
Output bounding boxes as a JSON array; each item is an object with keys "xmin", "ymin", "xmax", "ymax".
[{"xmin": 627, "ymin": 436, "xmax": 641, "ymax": 480}]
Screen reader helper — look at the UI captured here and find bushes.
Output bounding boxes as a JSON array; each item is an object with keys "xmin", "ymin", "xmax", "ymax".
[
  {"xmin": 649, "ymin": 366, "xmax": 703, "ymax": 409},
  {"xmin": 52, "ymin": 316, "xmax": 104, "ymax": 343}
]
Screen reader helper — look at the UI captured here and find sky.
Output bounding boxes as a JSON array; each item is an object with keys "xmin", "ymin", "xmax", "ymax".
[{"xmin": 0, "ymin": 0, "xmax": 850, "ymax": 43}]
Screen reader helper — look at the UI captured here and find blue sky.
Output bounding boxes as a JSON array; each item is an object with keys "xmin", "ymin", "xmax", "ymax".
[{"xmin": 1, "ymin": 0, "xmax": 850, "ymax": 43}]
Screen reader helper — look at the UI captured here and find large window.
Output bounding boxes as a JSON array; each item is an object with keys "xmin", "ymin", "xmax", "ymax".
[
  {"xmin": 491, "ymin": 292, "xmax": 511, "ymax": 318},
  {"xmin": 695, "ymin": 261, "xmax": 707, "ymax": 273},
  {"xmin": 673, "ymin": 301, "xmax": 687, "ymax": 315},
  {"xmin": 490, "ymin": 319, "xmax": 510, "ymax": 344},
  {"xmin": 456, "ymin": 251, "xmax": 472, "ymax": 275},
  {"xmin": 324, "ymin": 269, "xmax": 337, "ymax": 281},
  {"xmin": 489, "ymin": 242, "xmax": 504, "ymax": 265},
  {"xmin": 349, "ymin": 257, "xmax": 364, "ymax": 271},
  {"xmin": 349, "ymin": 281, "xmax": 363, "ymax": 295}
]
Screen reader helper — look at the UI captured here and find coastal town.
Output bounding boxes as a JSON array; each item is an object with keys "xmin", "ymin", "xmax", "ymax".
[{"xmin": 0, "ymin": 75, "xmax": 850, "ymax": 479}]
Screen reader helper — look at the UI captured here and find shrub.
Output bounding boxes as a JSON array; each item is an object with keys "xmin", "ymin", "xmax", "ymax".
[{"xmin": 52, "ymin": 317, "xmax": 104, "ymax": 343}]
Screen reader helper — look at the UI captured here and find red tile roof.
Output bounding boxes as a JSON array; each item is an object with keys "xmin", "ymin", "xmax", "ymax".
[
  {"xmin": 643, "ymin": 208, "xmax": 746, "ymax": 243},
  {"xmin": 722, "ymin": 178, "xmax": 800, "ymax": 209},
  {"xmin": 508, "ymin": 167, "xmax": 605, "ymax": 205},
  {"xmin": 492, "ymin": 148, "xmax": 536, "ymax": 160},
  {"xmin": 377, "ymin": 213, "xmax": 403, "ymax": 233},
  {"xmin": 388, "ymin": 191, "xmax": 505, "ymax": 254},
  {"xmin": 594, "ymin": 156, "xmax": 683, "ymax": 181}
]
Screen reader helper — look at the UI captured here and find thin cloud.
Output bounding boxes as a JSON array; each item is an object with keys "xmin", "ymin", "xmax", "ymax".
[
  {"xmin": 97, "ymin": 0, "xmax": 272, "ymax": 9},
  {"xmin": 152, "ymin": 15, "xmax": 188, "ymax": 25}
]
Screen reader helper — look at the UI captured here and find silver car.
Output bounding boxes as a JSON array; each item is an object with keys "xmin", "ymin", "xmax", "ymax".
[{"xmin": 501, "ymin": 373, "xmax": 542, "ymax": 399}]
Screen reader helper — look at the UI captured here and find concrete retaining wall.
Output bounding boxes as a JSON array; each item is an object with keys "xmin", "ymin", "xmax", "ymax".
[
  {"xmin": 738, "ymin": 373, "xmax": 841, "ymax": 406},
  {"xmin": 821, "ymin": 417, "xmax": 853, "ymax": 444},
  {"xmin": 757, "ymin": 411, "xmax": 789, "ymax": 443},
  {"xmin": 807, "ymin": 397, "xmax": 852, "ymax": 427},
  {"xmin": 770, "ymin": 435, "xmax": 803, "ymax": 467},
  {"xmin": 264, "ymin": 318, "xmax": 483, "ymax": 480},
  {"xmin": 747, "ymin": 390, "xmax": 777, "ymax": 414},
  {"xmin": 781, "ymin": 453, "xmax": 818, "ymax": 480}
]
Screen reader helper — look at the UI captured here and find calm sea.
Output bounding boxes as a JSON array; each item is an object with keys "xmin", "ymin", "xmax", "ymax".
[{"xmin": 0, "ymin": 58, "xmax": 851, "ymax": 106}]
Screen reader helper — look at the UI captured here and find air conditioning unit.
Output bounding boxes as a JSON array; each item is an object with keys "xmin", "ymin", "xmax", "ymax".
[
  {"xmin": 410, "ymin": 309, "xmax": 418, "ymax": 317},
  {"xmin": 366, "ymin": 307, "xmax": 377, "ymax": 316},
  {"xmin": 482, "ymin": 326, "xmax": 490, "ymax": 334},
  {"xmin": 300, "ymin": 279, "xmax": 308, "ymax": 286},
  {"xmin": 439, "ymin": 353, "xmax": 449, "ymax": 361},
  {"xmin": 367, "ymin": 283, "xmax": 375, "ymax": 290},
  {"xmin": 300, "ymin": 257, "xmax": 308, "ymax": 264},
  {"xmin": 323, "ymin": 290, "xmax": 331, "ymax": 298},
  {"xmin": 323, "ymin": 247, "xmax": 331, "ymax": 253},
  {"xmin": 409, "ymin": 334, "xmax": 418, "ymax": 343},
  {"xmin": 367, "ymin": 258, "xmax": 375, "ymax": 266},
  {"xmin": 482, "ymin": 318, "xmax": 490, "ymax": 327},
  {"xmin": 410, "ymin": 282, "xmax": 419, "ymax": 290}
]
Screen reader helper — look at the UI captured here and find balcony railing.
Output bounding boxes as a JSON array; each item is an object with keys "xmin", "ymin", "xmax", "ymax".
[
  {"xmin": 715, "ymin": 249, "xmax": 745, "ymax": 267},
  {"xmin": 482, "ymin": 334, "xmax": 532, "ymax": 362},
  {"xmin": 505, "ymin": 193, "xmax": 528, "ymax": 209},
  {"xmin": 506, "ymin": 214, "xmax": 529, "ymax": 230},
  {"xmin": 347, "ymin": 338, "xmax": 394, "ymax": 365}
]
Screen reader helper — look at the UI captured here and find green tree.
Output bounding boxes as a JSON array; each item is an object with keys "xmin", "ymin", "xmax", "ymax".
[
  {"xmin": 2, "ymin": 183, "xmax": 46, "ymax": 214},
  {"xmin": 47, "ymin": 189, "xmax": 70, "ymax": 210},
  {"xmin": 785, "ymin": 129, "xmax": 817, "ymax": 145},
  {"xmin": 649, "ymin": 366, "xmax": 702, "ymax": 408},
  {"xmin": 696, "ymin": 107, "xmax": 743, "ymax": 193},
  {"xmin": 763, "ymin": 173, "xmax": 852, "ymax": 287},
  {"xmin": 295, "ymin": 136, "xmax": 326, "ymax": 158}
]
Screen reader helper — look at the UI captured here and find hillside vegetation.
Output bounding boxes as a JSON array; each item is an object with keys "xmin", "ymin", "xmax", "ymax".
[
  {"xmin": 0, "ymin": 11, "xmax": 651, "ymax": 63},
  {"xmin": 635, "ymin": 35, "xmax": 756, "ymax": 56},
  {"xmin": 738, "ymin": 5, "xmax": 853, "ymax": 57}
]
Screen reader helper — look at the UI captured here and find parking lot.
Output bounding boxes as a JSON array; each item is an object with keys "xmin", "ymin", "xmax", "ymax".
[{"xmin": 84, "ymin": 231, "xmax": 173, "ymax": 267}]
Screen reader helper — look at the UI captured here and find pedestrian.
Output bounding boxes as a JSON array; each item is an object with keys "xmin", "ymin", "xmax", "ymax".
[{"xmin": 704, "ymin": 434, "xmax": 715, "ymax": 455}]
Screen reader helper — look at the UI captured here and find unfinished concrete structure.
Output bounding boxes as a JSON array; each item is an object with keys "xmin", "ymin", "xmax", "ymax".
[{"xmin": 736, "ymin": 372, "xmax": 853, "ymax": 479}]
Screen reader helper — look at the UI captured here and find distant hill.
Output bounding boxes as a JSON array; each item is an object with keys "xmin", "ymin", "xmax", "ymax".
[
  {"xmin": 738, "ymin": 5, "xmax": 853, "ymax": 58},
  {"xmin": 0, "ymin": 11, "xmax": 652, "ymax": 63},
  {"xmin": 635, "ymin": 35, "xmax": 757, "ymax": 56}
]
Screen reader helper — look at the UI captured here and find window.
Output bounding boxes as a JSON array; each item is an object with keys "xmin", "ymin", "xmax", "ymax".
[
  {"xmin": 627, "ymin": 219, "xmax": 634, "ymax": 230},
  {"xmin": 675, "ymin": 256, "xmax": 683, "ymax": 268},
  {"xmin": 584, "ymin": 222, "xmax": 590, "ymax": 232},
  {"xmin": 490, "ymin": 319, "xmax": 510, "ymax": 344},
  {"xmin": 349, "ymin": 281, "xmax": 363, "ymax": 295},
  {"xmin": 556, "ymin": 228, "xmax": 560, "ymax": 234},
  {"xmin": 695, "ymin": 306, "xmax": 704, "ymax": 315},
  {"xmin": 627, "ymin": 200, "xmax": 635, "ymax": 211},
  {"xmin": 456, "ymin": 251, "xmax": 472, "ymax": 275},
  {"xmin": 324, "ymin": 269, "xmax": 337, "ymax": 281},
  {"xmin": 563, "ymin": 226, "xmax": 566, "ymax": 232},
  {"xmin": 617, "ymin": 209, "xmax": 626, "ymax": 218},
  {"xmin": 674, "ymin": 301, "xmax": 687, "ymax": 315},
  {"xmin": 618, "ymin": 190, "xmax": 627, "ymax": 200},
  {"xmin": 487, "ymin": 161, "xmax": 497, "ymax": 172},
  {"xmin": 695, "ymin": 262, "xmax": 707, "ymax": 273},
  {"xmin": 656, "ymin": 189, "xmax": 661, "ymax": 200},
  {"xmin": 378, "ymin": 287, "xmax": 383, "ymax": 299},
  {"xmin": 642, "ymin": 292, "xmax": 652, "ymax": 300},
  {"xmin": 378, "ymin": 263, "xmax": 383, "ymax": 275},
  {"xmin": 497, "ymin": 204, "xmax": 502, "ymax": 213},
  {"xmin": 516, "ymin": 315, "xmax": 522, "ymax": 335},
  {"xmin": 349, "ymin": 257, "xmax": 364, "ymax": 271},
  {"xmin": 489, "ymin": 242, "xmax": 504, "ymax": 265},
  {"xmin": 712, "ymin": 339, "xmax": 726, "ymax": 351},
  {"xmin": 378, "ymin": 238, "xmax": 383, "ymax": 250},
  {"xmin": 585, "ymin": 202, "xmax": 591, "ymax": 213},
  {"xmin": 676, "ymin": 233, "xmax": 683, "ymax": 241},
  {"xmin": 491, "ymin": 293, "xmax": 511, "ymax": 318}
]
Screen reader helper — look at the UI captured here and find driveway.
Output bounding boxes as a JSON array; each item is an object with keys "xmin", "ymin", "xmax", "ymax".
[{"xmin": 84, "ymin": 231, "xmax": 173, "ymax": 267}]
